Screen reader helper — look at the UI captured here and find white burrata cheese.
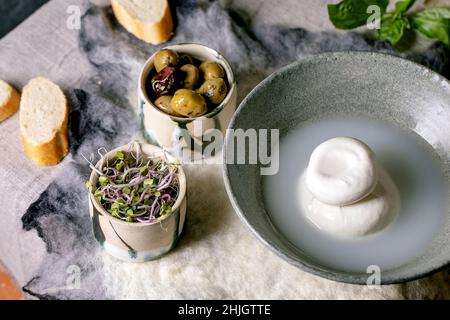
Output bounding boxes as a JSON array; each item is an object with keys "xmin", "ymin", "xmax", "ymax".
[
  {"xmin": 305, "ymin": 137, "xmax": 377, "ymax": 206},
  {"xmin": 300, "ymin": 163, "xmax": 400, "ymax": 239}
]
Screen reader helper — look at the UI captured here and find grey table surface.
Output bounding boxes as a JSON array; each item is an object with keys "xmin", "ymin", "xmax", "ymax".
[{"xmin": 0, "ymin": 0, "xmax": 449, "ymax": 299}]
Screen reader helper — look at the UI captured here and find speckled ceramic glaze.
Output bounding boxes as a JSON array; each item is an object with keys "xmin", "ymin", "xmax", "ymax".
[
  {"xmin": 138, "ymin": 43, "xmax": 237, "ymax": 157},
  {"xmin": 223, "ymin": 51, "xmax": 450, "ymax": 284},
  {"xmin": 89, "ymin": 143, "xmax": 187, "ymax": 262}
]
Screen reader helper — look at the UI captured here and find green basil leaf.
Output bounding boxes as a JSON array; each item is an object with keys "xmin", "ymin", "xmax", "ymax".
[
  {"xmin": 393, "ymin": 0, "xmax": 416, "ymax": 17},
  {"xmin": 376, "ymin": 15, "xmax": 411, "ymax": 45},
  {"xmin": 328, "ymin": 0, "xmax": 389, "ymax": 30},
  {"xmin": 411, "ymin": 8, "xmax": 450, "ymax": 46}
]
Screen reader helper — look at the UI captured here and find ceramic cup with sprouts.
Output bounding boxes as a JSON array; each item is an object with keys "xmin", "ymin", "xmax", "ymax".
[{"xmin": 87, "ymin": 142, "xmax": 187, "ymax": 262}]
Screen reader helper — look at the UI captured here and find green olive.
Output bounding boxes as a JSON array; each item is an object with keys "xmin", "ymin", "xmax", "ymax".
[
  {"xmin": 180, "ymin": 64, "xmax": 199, "ymax": 89},
  {"xmin": 171, "ymin": 89, "xmax": 207, "ymax": 117},
  {"xmin": 154, "ymin": 49, "xmax": 179, "ymax": 72},
  {"xmin": 199, "ymin": 61, "xmax": 225, "ymax": 80},
  {"xmin": 154, "ymin": 95, "xmax": 180, "ymax": 116},
  {"xmin": 198, "ymin": 78, "xmax": 228, "ymax": 105}
]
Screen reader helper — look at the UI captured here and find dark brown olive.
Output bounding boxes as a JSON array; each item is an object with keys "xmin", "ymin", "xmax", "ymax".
[
  {"xmin": 198, "ymin": 78, "xmax": 227, "ymax": 105},
  {"xmin": 180, "ymin": 64, "xmax": 199, "ymax": 89},
  {"xmin": 154, "ymin": 49, "xmax": 179, "ymax": 72},
  {"xmin": 199, "ymin": 61, "xmax": 225, "ymax": 80},
  {"xmin": 171, "ymin": 89, "xmax": 207, "ymax": 117},
  {"xmin": 151, "ymin": 66, "xmax": 178, "ymax": 97}
]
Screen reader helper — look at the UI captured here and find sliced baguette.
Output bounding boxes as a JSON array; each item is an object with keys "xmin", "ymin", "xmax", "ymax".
[
  {"xmin": 111, "ymin": 0, "xmax": 173, "ymax": 44},
  {"xmin": 20, "ymin": 77, "xmax": 69, "ymax": 166},
  {"xmin": 0, "ymin": 80, "xmax": 20, "ymax": 121}
]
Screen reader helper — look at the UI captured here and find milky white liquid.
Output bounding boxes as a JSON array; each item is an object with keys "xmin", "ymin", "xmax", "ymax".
[{"xmin": 263, "ymin": 117, "xmax": 447, "ymax": 272}]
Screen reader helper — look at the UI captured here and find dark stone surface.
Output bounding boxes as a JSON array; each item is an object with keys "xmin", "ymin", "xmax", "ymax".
[{"xmin": 0, "ymin": 0, "xmax": 48, "ymax": 38}]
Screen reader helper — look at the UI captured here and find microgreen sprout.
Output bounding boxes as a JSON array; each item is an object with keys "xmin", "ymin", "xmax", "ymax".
[{"xmin": 84, "ymin": 143, "xmax": 180, "ymax": 223}]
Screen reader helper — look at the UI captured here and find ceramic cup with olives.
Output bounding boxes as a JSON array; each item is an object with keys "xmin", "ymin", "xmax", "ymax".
[{"xmin": 138, "ymin": 43, "xmax": 237, "ymax": 157}]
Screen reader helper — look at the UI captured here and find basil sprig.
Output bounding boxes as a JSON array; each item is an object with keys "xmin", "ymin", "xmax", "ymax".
[
  {"xmin": 328, "ymin": 0, "xmax": 450, "ymax": 47},
  {"xmin": 411, "ymin": 8, "xmax": 450, "ymax": 46},
  {"xmin": 327, "ymin": 0, "xmax": 389, "ymax": 29}
]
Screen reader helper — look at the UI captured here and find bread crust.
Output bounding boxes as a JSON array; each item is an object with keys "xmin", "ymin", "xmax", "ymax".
[
  {"xmin": 20, "ymin": 78, "xmax": 69, "ymax": 166},
  {"xmin": 21, "ymin": 111, "xmax": 69, "ymax": 166},
  {"xmin": 0, "ymin": 82, "xmax": 20, "ymax": 121},
  {"xmin": 111, "ymin": 0, "xmax": 173, "ymax": 44}
]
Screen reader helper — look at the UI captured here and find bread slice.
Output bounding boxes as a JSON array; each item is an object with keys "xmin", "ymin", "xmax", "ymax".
[
  {"xmin": 0, "ymin": 80, "xmax": 20, "ymax": 121},
  {"xmin": 20, "ymin": 77, "xmax": 69, "ymax": 166},
  {"xmin": 111, "ymin": 0, "xmax": 173, "ymax": 44}
]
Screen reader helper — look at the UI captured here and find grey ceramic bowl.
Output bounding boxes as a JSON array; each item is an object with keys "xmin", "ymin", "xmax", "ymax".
[{"xmin": 223, "ymin": 51, "xmax": 450, "ymax": 284}]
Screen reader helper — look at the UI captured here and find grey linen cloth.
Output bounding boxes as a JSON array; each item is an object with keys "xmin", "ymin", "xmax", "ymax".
[{"xmin": 0, "ymin": 0, "xmax": 449, "ymax": 299}]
